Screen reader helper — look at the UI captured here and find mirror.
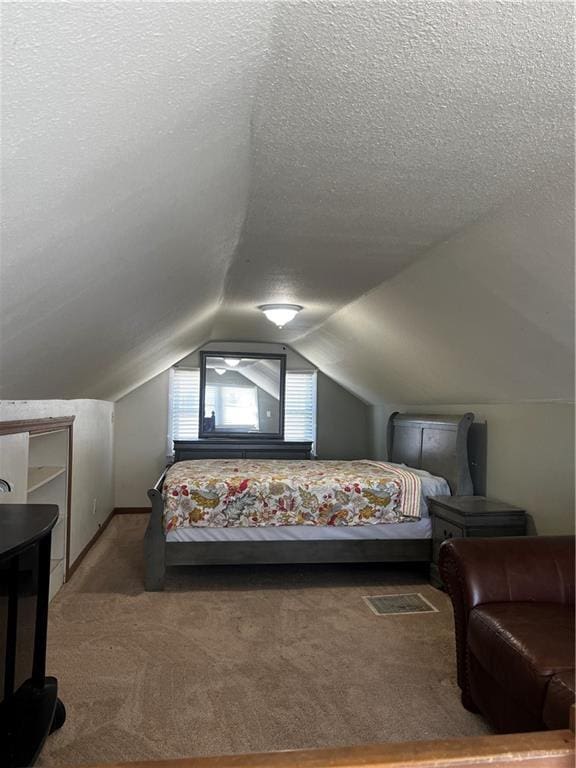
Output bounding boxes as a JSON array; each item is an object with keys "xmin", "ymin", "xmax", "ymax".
[{"xmin": 199, "ymin": 352, "xmax": 286, "ymax": 439}]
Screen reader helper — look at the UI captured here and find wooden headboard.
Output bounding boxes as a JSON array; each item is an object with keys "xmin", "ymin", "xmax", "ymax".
[{"xmin": 387, "ymin": 412, "xmax": 474, "ymax": 496}]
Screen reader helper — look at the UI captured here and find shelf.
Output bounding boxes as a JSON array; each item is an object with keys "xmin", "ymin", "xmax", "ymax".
[
  {"xmin": 27, "ymin": 466, "xmax": 66, "ymax": 493},
  {"xmin": 29, "ymin": 429, "xmax": 67, "ymax": 439}
]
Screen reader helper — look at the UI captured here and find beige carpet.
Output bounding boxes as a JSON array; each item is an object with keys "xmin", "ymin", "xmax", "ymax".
[{"xmin": 38, "ymin": 515, "xmax": 491, "ymax": 766}]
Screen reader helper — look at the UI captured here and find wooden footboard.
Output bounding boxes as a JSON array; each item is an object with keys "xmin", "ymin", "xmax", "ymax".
[
  {"xmin": 144, "ymin": 470, "xmax": 167, "ymax": 591},
  {"xmin": 164, "ymin": 538, "xmax": 431, "ymax": 566}
]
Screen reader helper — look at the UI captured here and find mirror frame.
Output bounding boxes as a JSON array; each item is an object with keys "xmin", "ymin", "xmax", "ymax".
[{"xmin": 198, "ymin": 351, "xmax": 287, "ymax": 440}]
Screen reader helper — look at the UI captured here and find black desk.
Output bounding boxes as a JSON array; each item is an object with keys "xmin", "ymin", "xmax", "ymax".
[{"xmin": 0, "ymin": 505, "xmax": 66, "ymax": 767}]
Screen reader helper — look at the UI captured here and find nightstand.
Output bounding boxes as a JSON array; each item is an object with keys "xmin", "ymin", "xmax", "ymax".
[{"xmin": 429, "ymin": 496, "xmax": 527, "ymax": 588}]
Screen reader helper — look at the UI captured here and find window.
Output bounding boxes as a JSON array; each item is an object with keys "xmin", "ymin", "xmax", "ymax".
[
  {"xmin": 168, "ymin": 368, "xmax": 316, "ymax": 453},
  {"xmin": 206, "ymin": 384, "xmax": 259, "ymax": 429},
  {"xmin": 168, "ymin": 368, "xmax": 200, "ymax": 451},
  {"xmin": 284, "ymin": 371, "xmax": 317, "ymax": 445}
]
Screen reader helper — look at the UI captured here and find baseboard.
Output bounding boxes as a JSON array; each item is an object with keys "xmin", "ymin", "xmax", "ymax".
[
  {"xmin": 67, "ymin": 507, "xmax": 116, "ymax": 579},
  {"xmin": 67, "ymin": 507, "xmax": 149, "ymax": 580}
]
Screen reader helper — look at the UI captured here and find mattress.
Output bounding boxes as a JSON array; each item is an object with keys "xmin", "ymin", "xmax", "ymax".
[
  {"xmin": 164, "ymin": 463, "xmax": 448, "ymax": 543},
  {"xmin": 162, "ymin": 459, "xmax": 426, "ymax": 532},
  {"xmin": 166, "ymin": 517, "xmax": 432, "ymax": 542}
]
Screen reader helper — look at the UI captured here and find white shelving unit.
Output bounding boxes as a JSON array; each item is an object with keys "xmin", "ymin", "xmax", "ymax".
[
  {"xmin": 0, "ymin": 418, "xmax": 74, "ymax": 601},
  {"xmin": 28, "ymin": 466, "xmax": 66, "ymax": 493}
]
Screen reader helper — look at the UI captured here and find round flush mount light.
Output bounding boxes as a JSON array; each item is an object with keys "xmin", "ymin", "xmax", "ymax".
[
  {"xmin": 224, "ymin": 358, "xmax": 240, "ymax": 367},
  {"xmin": 258, "ymin": 304, "xmax": 303, "ymax": 329}
]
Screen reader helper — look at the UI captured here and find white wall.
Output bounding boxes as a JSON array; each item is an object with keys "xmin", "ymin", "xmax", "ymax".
[
  {"xmin": 114, "ymin": 372, "xmax": 170, "ymax": 509},
  {"xmin": 0, "ymin": 399, "xmax": 115, "ymax": 564},
  {"xmin": 373, "ymin": 402, "xmax": 575, "ymax": 536},
  {"xmin": 316, "ymin": 372, "xmax": 371, "ymax": 460}
]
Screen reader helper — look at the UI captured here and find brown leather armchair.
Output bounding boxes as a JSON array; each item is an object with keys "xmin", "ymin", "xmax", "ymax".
[{"xmin": 439, "ymin": 536, "xmax": 575, "ymax": 733}]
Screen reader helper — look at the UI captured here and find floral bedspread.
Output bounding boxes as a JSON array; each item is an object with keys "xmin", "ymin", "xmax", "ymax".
[{"xmin": 162, "ymin": 459, "xmax": 421, "ymax": 532}]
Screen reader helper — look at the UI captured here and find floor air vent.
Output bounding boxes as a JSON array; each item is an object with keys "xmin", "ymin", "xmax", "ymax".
[{"xmin": 363, "ymin": 593, "xmax": 439, "ymax": 616}]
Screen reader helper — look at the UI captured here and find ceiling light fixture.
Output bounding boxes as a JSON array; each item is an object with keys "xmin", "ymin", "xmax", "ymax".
[
  {"xmin": 258, "ymin": 304, "xmax": 303, "ymax": 329},
  {"xmin": 214, "ymin": 368, "xmax": 226, "ymax": 375},
  {"xmin": 224, "ymin": 358, "xmax": 240, "ymax": 367}
]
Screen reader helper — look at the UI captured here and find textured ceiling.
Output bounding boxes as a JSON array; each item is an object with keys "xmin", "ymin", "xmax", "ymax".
[
  {"xmin": 1, "ymin": 1, "xmax": 573, "ymax": 403},
  {"xmin": 1, "ymin": 2, "xmax": 271, "ymax": 400},
  {"xmin": 218, "ymin": 0, "xmax": 574, "ymax": 342},
  {"xmin": 295, "ymin": 170, "xmax": 575, "ymax": 405}
]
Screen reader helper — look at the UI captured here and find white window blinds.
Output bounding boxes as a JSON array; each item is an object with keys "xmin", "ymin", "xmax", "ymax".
[
  {"xmin": 284, "ymin": 371, "xmax": 317, "ymax": 445},
  {"xmin": 168, "ymin": 368, "xmax": 316, "ymax": 451},
  {"xmin": 169, "ymin": 368, "xmax": 200, "ymax": 447}
]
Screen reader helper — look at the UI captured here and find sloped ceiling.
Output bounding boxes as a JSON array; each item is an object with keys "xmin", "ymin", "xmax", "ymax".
[
  {"xmin": 1, "ymin": 2, "xmax": 272, "ymax": 400},
  {"xmin": 296, "ymin": 171, "xmax": 575, "ymax": 404},
  {"xmin": 1, "ymin": 2, "xmax": 573, "ymax": 404}
]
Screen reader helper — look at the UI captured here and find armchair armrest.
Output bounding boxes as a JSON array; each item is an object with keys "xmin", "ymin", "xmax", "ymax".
[
  {"xmin": 439, "ymin": 536, "xmax": 574, "ymax": 706},
  {"xmin": 439, "ymin": 536, "xmax": 575, "ymax": 611}
]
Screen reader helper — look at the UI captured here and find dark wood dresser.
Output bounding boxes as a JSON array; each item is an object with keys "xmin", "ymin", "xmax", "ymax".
[
  {"xmin": 174, "ymin": 440, "xmax": 313, "ymax": 462},
  {"xmin": 429, "ymin": 495, "xmax": 527, "ymax": 588}
]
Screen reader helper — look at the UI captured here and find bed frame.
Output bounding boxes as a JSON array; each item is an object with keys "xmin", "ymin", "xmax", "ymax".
[{"xmin": 144, "ymin": 412, "xmax": 475, "ymax": 590}]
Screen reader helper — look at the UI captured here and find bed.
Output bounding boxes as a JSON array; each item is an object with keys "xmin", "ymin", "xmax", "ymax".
[{"xmin": 144, "ymin": 412, "xmax": 476, "ymax": 590}]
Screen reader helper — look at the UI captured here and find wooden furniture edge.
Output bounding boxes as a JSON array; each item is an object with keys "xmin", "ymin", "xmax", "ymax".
[
  {"xmin": 145, "ymin": 470, "xmax": 168, "ymax": 590},
  {"xmin": 69, "ymin": 728, "xmax": 575, "ymax": 768},
  {"xmin": 198, "ymin": 350, "xmax": 287, "ymax": 440},
  {"xmin": 174, "ymin": 440, "xmax": 313, "ymax": 462},
  {"xmin": 0, "ymin": 416, "xmax": 76, "ymax": 435},
  {"xmin": 386, "ymin": 411, "xmax": 474, "ymax": 496}
]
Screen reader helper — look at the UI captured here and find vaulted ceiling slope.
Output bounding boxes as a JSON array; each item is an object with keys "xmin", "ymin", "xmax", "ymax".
[
  {"xmin": 1, "ymin": 2, "xmax": 573, "ymax": 404},
  {"xmin": 1, "ymin": 2, "xmax": 272, "ymax": 400},
  {"xmin": 295, "ymin": 171, "xmax": 575, "ymax": 405}
]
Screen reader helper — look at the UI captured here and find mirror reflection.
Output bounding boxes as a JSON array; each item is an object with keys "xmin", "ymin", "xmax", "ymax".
[{"xmin": 200, "ymin": 354, "xmax": 285, "ymax": 438}]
